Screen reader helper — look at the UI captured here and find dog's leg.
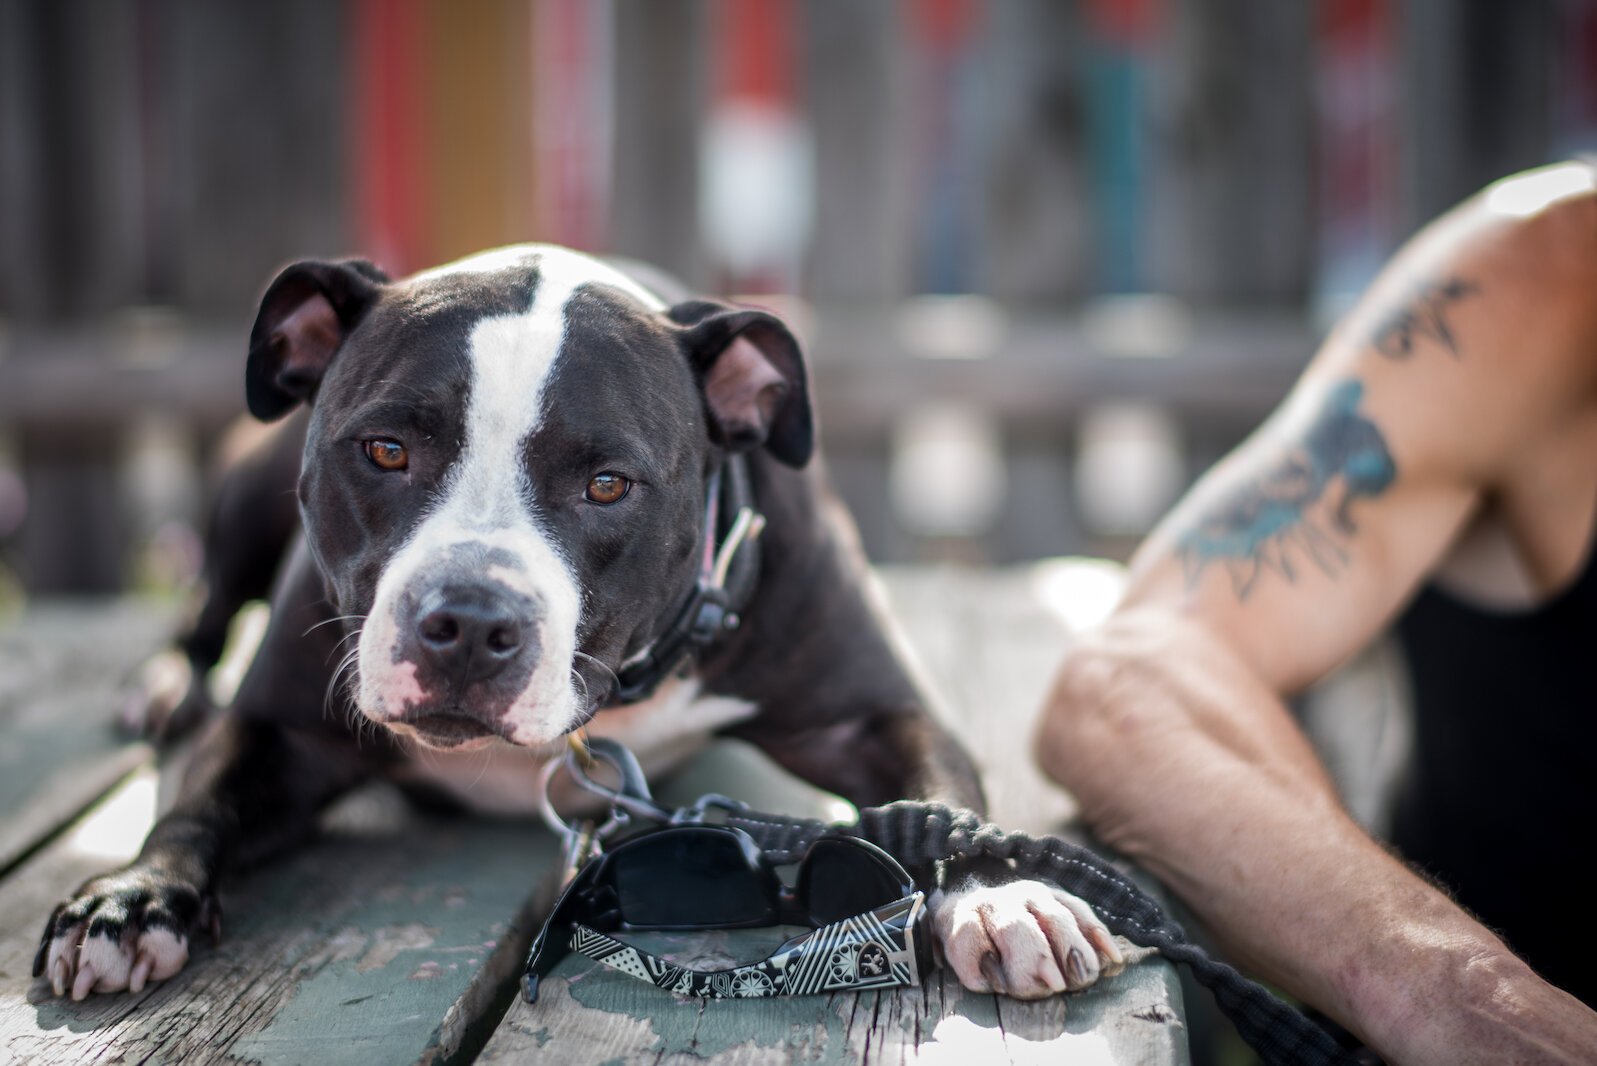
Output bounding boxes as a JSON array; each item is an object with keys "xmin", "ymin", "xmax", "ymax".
[
  {"xmin": 50, "ymin": 545, "xmax": 372, "ymax": 999},
  {"xmin": 34, "ymin": 713, "xmax": 367, "ymax": 1000},
  {"xmin": 123, "ymin": 414, "xmax": 306, "ymax": 743}
]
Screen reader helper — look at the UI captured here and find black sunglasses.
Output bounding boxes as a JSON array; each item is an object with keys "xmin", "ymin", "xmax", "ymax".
[{"xmin": 522, "ymin": 823, "xmax": 931, "ymax": 1002}]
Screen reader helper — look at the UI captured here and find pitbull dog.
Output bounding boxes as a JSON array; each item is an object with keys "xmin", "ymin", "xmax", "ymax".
[{"xmin": 37, "ymin": 245, "xmax": 1123, "ymax": 1003}]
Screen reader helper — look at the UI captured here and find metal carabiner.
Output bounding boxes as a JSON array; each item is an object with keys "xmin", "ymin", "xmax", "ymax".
[{"xmin": 538, "ymin": 734, "xmax": 672, "ymax": 841}]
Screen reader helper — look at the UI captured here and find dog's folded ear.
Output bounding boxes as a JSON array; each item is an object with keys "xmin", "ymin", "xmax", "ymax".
[
  {"xmin": 669, "ymin": 301, "xmax": 814, "ymax": 468},
  {"xmin": 246, "ymin": 259, "xmax": 390, "ymax": 421}
]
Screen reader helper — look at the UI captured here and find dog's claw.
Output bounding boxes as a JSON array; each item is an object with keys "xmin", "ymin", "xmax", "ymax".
[
  {"xmin": 130, "ymin": 952, "xmax": 153, "ymax": 994},
  {"xmin": 1065, "ymin": 947, "xmax": 1090, "ymax": 989},
  {"xmin": 71, "ymin": 962, "xmax": 96, "ymax": 1001},
  {"xmin": 34, "ymin": 905, "xmax": 62, "ymax": 978},
  {"xmin": 978, "ymin": 952, "xmax": 1005, "ymax": 994},
  {"xmin": 934, "ymin": 879, "xmax": 1123, "ymax": 1000},
  {"xmin": 51, "ymin": 956, "xmax": 69, "ymax": 997}
]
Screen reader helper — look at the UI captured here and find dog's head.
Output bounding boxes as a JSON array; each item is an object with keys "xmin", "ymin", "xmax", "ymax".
[{"xmin": 245, "ymin": 245, "xmax": 811, "ymax": 750}]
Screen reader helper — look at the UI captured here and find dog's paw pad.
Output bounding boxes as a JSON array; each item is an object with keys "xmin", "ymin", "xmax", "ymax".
[{"xmin": 931, "ymin": 879, "xmax": 1125, "ymax": 999}]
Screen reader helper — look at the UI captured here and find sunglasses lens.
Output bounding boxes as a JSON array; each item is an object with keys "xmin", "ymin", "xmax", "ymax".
[
  {"xmin": 611, "ymin": 828, "xmax": 774, "ymax": 928},
  {"xmin": 799, "ymin": 838, "xmax": 913, "ymax": 925}
]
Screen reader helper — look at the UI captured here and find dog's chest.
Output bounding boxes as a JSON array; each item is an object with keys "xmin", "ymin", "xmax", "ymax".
[{"xmin": 390, "ymin": 678, "xmax": 756, "ymax": 816}]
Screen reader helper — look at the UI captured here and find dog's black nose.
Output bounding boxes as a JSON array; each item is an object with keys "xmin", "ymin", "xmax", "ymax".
[{"xmin": 414, "ymin": 586, "xmax": 524, "ymax": 684}]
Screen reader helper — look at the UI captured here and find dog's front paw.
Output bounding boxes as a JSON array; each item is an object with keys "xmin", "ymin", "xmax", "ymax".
[
  {"xmin": 931, "ymin": 878, "xmax": 1125, "ymax": 999},
  {"xmin": 33, "ymin": 867, "xmax": 219, "ymax": 1000},
  {"xmin": 118, "ymin": 649, "xmax": 213, "ymax": 744}
]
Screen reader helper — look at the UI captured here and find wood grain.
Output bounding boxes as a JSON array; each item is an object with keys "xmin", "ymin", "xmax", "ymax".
[
  {"xmin": 485, "ymin": 927, "xmax": 1185, "ymax": 1065},
  {"xmin": 0, "ymin": 775, "xmax": 560, "ymax": 1066},
  {"xmin": 0, "ymin": 600, "xmax": 170, "ymax": 872}
]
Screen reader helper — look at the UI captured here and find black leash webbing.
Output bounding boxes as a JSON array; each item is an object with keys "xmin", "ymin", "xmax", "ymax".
[{"xmin": 726, "ymin": 800, "xmax": 1357, "ymax": 1066}]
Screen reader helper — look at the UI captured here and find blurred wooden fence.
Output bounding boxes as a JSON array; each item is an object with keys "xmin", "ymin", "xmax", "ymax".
[{"xmin": 0, "ymin": 0, "xmax": 1588, "ymax": 591}]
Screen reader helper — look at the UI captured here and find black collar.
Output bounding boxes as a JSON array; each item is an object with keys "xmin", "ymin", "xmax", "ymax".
[{"xmin": 611, "ymin": 454, "xmax": 764, "ymax": 703}]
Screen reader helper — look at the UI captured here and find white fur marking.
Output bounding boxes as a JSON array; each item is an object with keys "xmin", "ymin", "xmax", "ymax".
[
  {"xmin": 54, "ymin": 924, "xmax": 188, "ymax": 999},
  {"xmin": 932, "ymin": 879, "xmax": 1114, "ymax": 1000}
]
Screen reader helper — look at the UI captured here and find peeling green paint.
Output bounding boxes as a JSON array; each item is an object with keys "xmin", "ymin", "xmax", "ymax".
[{"xmin": 229, "ymin": 818, "xmax": 559, "ymax": 1066}]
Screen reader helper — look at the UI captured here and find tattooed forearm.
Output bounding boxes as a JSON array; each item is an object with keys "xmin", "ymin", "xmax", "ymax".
[
  {"xmin": 1371, "ymin": 277, "xmax": 1478, "ymax": 359},
  {"xmin": 1178, "ymin": 379, "xmax": 1395, "ymax": 601}
]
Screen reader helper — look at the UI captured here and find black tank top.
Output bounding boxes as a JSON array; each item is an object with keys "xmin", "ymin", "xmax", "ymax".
[{"xmin": 1393, "ymin": 523, "xmax": 1597, "ymax": 1007}]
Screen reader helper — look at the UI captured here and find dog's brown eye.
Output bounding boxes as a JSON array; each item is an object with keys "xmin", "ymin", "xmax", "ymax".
[
  {"xmin": 585, "ymin": 472, "xmax": 630, "ymax": 505},
  {"xmin": 363, "ymin": 438, "xmax": 408, "ymax": 471}
]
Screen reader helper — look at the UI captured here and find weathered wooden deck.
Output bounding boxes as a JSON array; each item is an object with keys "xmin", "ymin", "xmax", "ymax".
[{"xmin": 0, "ymin": 567, "xmax": 1188, "ymax": 1065}]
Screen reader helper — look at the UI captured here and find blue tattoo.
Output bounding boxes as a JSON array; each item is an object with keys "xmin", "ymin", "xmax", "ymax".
[
  {"xmin": 1372, "ymin": 277, "xmax": 1477, "ymax": 360},
  {"xmin": 1179, "ymin": 379, "xmax": 1395, "ymax": 600}
]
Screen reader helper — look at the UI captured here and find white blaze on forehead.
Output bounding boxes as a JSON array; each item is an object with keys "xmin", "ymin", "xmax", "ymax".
[
  {"xmin": 357, "ymin": 245, "xmax": 665, "ymax": 744},
  {"xmin": 444, "ymin": 245, "xmax": 667, "ymax": 528},
  {"xmin": 411, "ymin": 243, "xmax": 667, "ymax": 310}
]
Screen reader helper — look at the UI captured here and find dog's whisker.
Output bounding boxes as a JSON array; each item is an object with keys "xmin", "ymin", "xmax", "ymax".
[
  {"xmin": 304, "ymin": 614, "xmax": 367, "ymax": 639},
  {"xmin": 572, "ymin": 651, "xmax": 618, "ymax": 691},
  {"xmin": 323, "ymin": 642, "xmax": 365, "ymax": 745},
  {"xmin": 321, "ymin": 623, "xmax": 367, "ymax": 669},
  {"xmin": 464, "ymin": 742, "xmax": 497, "ymax": 790}
]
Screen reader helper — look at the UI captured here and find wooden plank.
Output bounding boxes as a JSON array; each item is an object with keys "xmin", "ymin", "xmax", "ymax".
[
  {"xmin": 16, "ymin": 428, "xmax": 132, "ymax": 593},
  {"xmin": 801, "ymin": 1, "xmax": 913, "ymax": 304},
  {"xmin": 0, "ymin": 310, "xmax": 1313, "ymax": 429},
  {"xmin": 1394, "ymin": 0, "xmax": 1556, "ymax": 234},
  {"xmin": 170, "ymin": 0, "xmax": 349, "ymax": 315},
  {"xmin": 972, "ymin": 1, "xmax": 1092, "ymax": 305},
  {"xmin": 1143, "ymin": 0, "xmax": 1315, "ymax": 303},
  {"xmin": 0, "ymin": 772, "xmax": 561, "ymax": 1065},
  {"xmin": 486, "ymin": 927, "xmax": 1184, "ymax": 1065},
  {"xmin": 0, "ymin": 600, "xmax": 171, "ymax": 871},
  {"xmin": 0, "ymin": 0, "xmax": 47, "ymax": 318},
  {"xmin": 609, "ymin": 0, "xmax": 708, "ymax": 291},
  {"xmin": 8, "ymin": 0, "xmax": 147, "ymax": 321},
  {"xmin": 419, "ymin": 0, "xmax": 535, "ymax": 268}
]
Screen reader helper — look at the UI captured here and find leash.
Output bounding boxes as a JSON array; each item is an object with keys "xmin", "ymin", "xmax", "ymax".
[
  {"xmin": 543, "ymin": 739, "xmax": 1359, "ymax": 1066},
  {"xmin": 726, "ymin": 801, "xmax": 1359, "ymax": 1066}
]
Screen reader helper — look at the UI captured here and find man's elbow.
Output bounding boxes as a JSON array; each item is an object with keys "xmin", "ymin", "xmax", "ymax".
[{"xmin": 1032, "ymin": 608, "xmax": 1204, "ymax": 818}]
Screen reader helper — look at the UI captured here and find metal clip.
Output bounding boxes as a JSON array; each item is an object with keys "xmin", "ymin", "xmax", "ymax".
[
  {"xmin": 557, "ymin": 819, "xmax": 603, "ymax": 886},
  {"xmin": 710, "ymin": 507, "xmax": 766, "ymax": 591},
  {"xmin": 539, "ymin": 735, "xmax": 672, "ymax": 851}
]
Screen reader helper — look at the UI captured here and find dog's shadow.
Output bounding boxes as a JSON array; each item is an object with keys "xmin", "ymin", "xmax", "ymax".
[{"xmin": 25, "ymin": 970, "xmax": 183, "ymax": 1034}]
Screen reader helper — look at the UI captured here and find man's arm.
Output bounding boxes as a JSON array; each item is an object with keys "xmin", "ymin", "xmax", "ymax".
[{"xmin": 1035, "ymin": 163, "xmax": 1597, "ymax": 1064}]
